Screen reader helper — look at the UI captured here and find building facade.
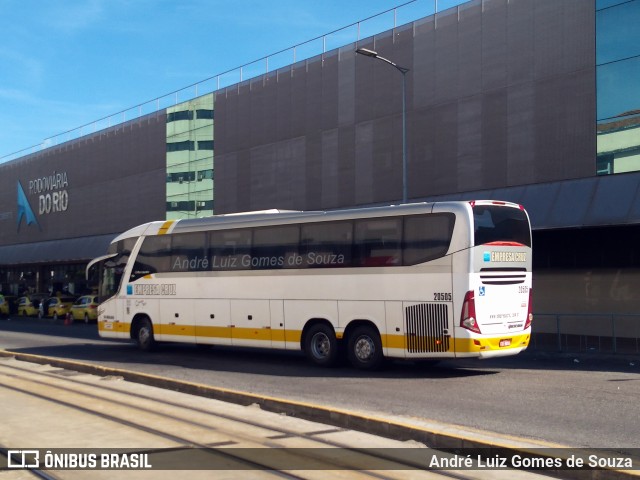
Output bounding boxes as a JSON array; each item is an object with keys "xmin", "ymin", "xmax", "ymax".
[{"xmin": 1, "ymin": 0, "xmax": 639, "ymax": 350}]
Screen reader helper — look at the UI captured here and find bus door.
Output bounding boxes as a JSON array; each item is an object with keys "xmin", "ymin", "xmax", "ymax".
[
  {"xmin": 112, "ymin": 287, "xmax": 133, "ymax": 340},
  {"xmin": 88, "ymin": 253, "xmax": 130, "ymax": 339}
]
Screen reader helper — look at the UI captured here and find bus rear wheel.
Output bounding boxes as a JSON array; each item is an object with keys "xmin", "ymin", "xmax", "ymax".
[
  {"xmin": 348, "ymin": 325, "xmax": 383, "ymax": 370},
  {"xmin": 304, "ymin": 323, "xmax": 338, "ymax": 367},
  {"xmin": 135, "ymin": 317, "xmax": 156, "ymax": 351}
]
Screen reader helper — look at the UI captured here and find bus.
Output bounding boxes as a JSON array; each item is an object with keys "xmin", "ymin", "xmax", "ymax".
[{"xmin": 87, "ymin": 201, "xmax": 533, "ymax": 369}]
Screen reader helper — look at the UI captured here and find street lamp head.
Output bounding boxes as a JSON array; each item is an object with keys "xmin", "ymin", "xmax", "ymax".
[{"xmin": 355, "ymin": 48, "xmax": 378, "ymax": 58}]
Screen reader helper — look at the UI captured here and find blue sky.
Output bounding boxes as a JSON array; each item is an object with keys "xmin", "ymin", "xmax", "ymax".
[{"xmin": 0, "ymin": 0, "xmax": 462, "ymax": 160}]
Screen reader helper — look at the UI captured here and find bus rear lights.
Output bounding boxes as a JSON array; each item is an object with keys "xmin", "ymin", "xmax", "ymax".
[{"xmin": 460, "ymin": 290, "xmax": 482, "ymax": 334}]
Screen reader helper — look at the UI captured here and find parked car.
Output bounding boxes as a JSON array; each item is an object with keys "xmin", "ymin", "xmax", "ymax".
[
  {"xmin": 70, "ymin": 295, "xmax": 99, "ymax": 323},
  {"xmin": 42, "ymin": 296, "xmax": 75, "ymax": 320},
  {"xmin": 0, "ymin": 294, "xmax": 10, "ymax": 316},
  {"xmin": 17, "ymin": 296, "xmax": 40, "ymax": 317}
]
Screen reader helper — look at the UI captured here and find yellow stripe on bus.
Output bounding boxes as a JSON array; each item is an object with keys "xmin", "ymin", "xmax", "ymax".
[
  {"xmin": 152, "ymin": 324, "xmax": 303, "ymax": 343},
  {"xmin": 382, "ymin": 334, "xmax": 406, "ymax": 350},
  {"xmin": 98, "ymin": 321, "xmax": 131, "ymax": 334},
  {"xmin": 157, "ymin": 220, "xmax": 175, "ymax": 235},
  {"xmin": 98, "ymin": 320, "xmax": 529, "ymax": 356},
  {"xmin": 156, "ymin": 324, "xmax": 196, "ymax": 337},
  {"xmin": 454, "ymin": 334, "xmax": 530, "ymax": 353}
]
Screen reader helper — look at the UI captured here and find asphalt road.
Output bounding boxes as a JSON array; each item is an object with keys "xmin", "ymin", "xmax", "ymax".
[{"xmin": 1, "ymin": 316, "xmax": 639, "ymax": 453}]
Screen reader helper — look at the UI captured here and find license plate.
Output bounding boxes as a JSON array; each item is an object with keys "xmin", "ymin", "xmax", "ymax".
[{"xmin": 499, "ymin": 339, "xmax": 511, "ymax": 347}]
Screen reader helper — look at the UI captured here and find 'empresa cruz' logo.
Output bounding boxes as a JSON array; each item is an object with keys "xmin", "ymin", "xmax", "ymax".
[{"xmin": 483, "ymin": 251, "xmax": 527, "ymax": 262}]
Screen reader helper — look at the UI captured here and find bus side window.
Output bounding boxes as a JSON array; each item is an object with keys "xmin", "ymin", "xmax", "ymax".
[
  {"xmin": 252, "ymin": 225, "xmax": 299, "ymax": 269},
  {"xmin": 209, "ymin": 229, "xmax": 252, "ymax": 270},
  {"xmin": 300, "ymin": 220, "xmax": 353, "ymax": 268},
  {"xmin": 354, "ymin": 218, "xmax": 402, "ymax": 267},
  {"xmin": 403, "ymin": 213, "xmax": 455, "ymax": 265},
  {"xmin": 171, "ymin": 232, "xmax": 208, "ymax": 272},
  {"xmin": 130, "ymin": 235, "xmax": 171, "ymax": 281}
]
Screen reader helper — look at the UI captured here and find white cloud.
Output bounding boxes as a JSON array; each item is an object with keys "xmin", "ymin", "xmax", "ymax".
[
  {"xmin": 41, "ymin": 0, "xmax": 107, "ymax": 33},
  {"xmin": 0, "ymin": 49, "xmax": 44, "ymax": 89}
]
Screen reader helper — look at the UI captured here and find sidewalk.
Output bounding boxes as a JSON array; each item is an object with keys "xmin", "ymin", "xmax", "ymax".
[
  {"xmin": 0, "ymin": 354, "xmax": 557, "ymax": 480},
  {"xmin": 1, "ymin": 351, "xmax": 638, "ymax": 480}
]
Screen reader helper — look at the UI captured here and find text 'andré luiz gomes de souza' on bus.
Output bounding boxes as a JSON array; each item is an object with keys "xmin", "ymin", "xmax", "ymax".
[{"xmin": 176, "ymin": 251, "xmax": 348, "ymax": 270}]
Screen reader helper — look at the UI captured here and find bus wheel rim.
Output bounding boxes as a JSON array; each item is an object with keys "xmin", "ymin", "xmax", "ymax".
[
  {"xmin": 311, "ymin": 332, "xmax": 331, "ymax": 358},
  {"xmin": 354, "ymin": 336, "xmax": 374, "ymax": 361},
  {"xmin": 139, "ymin": 327, "xmax": 150, "ymax": 344}
]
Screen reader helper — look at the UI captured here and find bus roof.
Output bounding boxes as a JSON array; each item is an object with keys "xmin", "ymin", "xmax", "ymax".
[{"xmin": 110, "ymin": 200, "xmax": 524, "ymax": 244}]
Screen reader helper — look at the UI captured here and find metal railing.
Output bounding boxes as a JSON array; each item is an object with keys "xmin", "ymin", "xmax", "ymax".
[
  {"xmin": 0, "ymin": 0, "xmax": 473, "ymax": 164},
  {"xmin": 532, "ymin": 313, "xmax": 640, "ymax": 354}
]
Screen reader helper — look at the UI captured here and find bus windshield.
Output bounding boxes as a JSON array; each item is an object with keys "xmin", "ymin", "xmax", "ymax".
[
  {"xmin": 472, "ymin": 204, "xmax": 531, "ymax": 247},
  {"xmin": 93, "ymin": 237, "xmax": 137, "ymax": 302}
]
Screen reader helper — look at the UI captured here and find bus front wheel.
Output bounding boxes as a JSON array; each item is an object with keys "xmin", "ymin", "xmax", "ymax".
[
  {"xmin": 348, "ymin": 325, "xmax": 383, "ymax": 370},
  {"xmin": 135, "ymin": 317, "xmax": 156, "ymax": 351},
  {"xmin": 304, "ymin": 323, "xmax": 338, "ymax": 367}
]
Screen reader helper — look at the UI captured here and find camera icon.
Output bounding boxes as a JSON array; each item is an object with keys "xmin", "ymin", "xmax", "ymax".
[{"xmin": 7, "ymin": 450, "xmax": 40, "ymax": 469}]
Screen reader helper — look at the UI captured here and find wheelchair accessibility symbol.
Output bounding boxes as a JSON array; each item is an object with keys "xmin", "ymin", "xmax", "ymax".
[{"xmin": 479, "ymin": 286, "xmax": 486, "ymax": 297}]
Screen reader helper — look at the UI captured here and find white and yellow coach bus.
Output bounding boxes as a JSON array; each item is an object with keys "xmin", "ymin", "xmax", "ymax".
[{"xmin": 88, "ymin": 201, "xmax": 533, "ymax": 369}]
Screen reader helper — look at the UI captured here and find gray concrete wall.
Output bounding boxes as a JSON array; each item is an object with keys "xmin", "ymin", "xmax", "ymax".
[{"xmin": 214, "ymin": 0, "xmax": 596, "ymax": 214}]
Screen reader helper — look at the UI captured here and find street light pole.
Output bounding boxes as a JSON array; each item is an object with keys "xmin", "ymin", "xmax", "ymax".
[{"xmin": 355, "ymin": 48, "xmax": 410, "ymax": 204}]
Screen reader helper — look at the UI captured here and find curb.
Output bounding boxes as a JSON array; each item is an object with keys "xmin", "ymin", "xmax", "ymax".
[{"xmin": 1, "ymin": 349, "xmax": 638, "ymax": 479}]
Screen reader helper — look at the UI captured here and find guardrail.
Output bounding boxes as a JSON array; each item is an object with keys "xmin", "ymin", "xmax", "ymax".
[
  {"xmin": 532, "ymin": 313, "xmax": 640, "ymax": 354},
  {"xmin": 1, "ymin": 0, "xmax": 472, "ymax": 164}
]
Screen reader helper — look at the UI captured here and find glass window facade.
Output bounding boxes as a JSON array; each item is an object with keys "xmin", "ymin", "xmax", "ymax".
[
  {"xmin": 166, "ymin": 93, "xmax": 215, "ymax": 219},
  {"xmin": 1, "ymin": 263, "xmax": 91, "ymax": 297},
  {"xmin": 596, "ymin": 0, "xmax": 640, "ymax": 175}
]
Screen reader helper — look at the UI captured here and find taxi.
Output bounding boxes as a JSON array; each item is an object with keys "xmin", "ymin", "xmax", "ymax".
[
  {"xmin": 70, "ymin": 295, "xmax": 99, "ymax": 323},
  {"xmin": 45, "ymin": 297, "xmax": 76, "ymax": 320},
  {"xmin": 0, "ymin": 294, "xmax": 10, "ymax": 316},
  {"xmin": 17, "ymin": 296, "xmax": 40, "ymax": 317}
]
